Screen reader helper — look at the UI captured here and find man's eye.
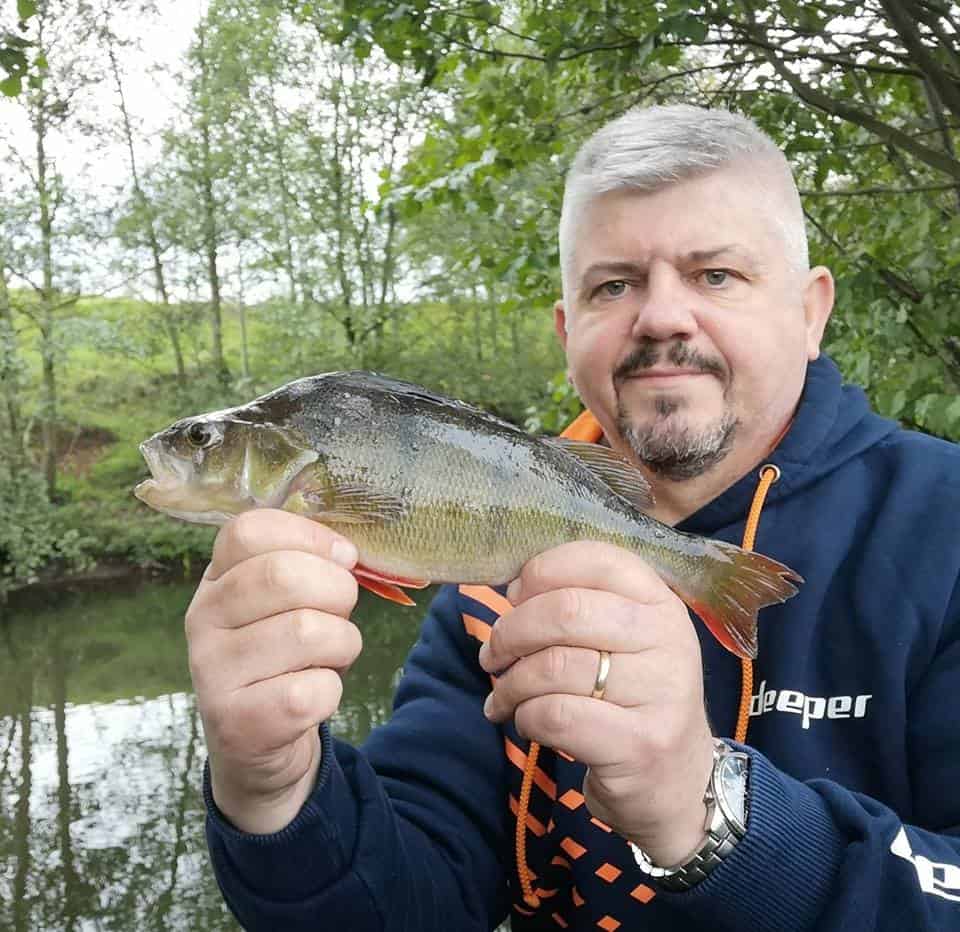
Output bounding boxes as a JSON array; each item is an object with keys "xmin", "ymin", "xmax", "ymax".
[
  {"xmin": 702, "ymin": 269, "xmax": 729, "ymax": 286},
  {"xmin": 600, "ymin": 280, "xmax": 627, "ymax": 297}
]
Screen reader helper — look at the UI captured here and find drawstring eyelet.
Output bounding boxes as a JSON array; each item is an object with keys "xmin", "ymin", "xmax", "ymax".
[{"xmin": 759, "ymin": 463, "xmax": 781, "ymax": 483}]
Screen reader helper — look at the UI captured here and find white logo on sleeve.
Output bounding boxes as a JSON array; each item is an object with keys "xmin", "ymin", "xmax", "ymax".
[{"xmin": 890, "ymin": 826, "xmax": 960, "ymax": 902}]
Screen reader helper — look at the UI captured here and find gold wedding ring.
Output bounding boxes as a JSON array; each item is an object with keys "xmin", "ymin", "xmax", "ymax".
[{"xmin": 591, "ymin": 649, "xmax": 611, "ymax": 700}]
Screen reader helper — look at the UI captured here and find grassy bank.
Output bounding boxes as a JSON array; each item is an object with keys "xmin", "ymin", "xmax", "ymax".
[{"xmin": 3, "ymin": 292, "xmax": 568, "ymax": 590}]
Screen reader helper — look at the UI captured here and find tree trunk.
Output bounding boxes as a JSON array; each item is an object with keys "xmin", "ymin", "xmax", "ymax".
[
  {"xmin": 488, "ymin": 279, "xmax": 499, "ymax": 353},
  {"xmin": 266, "ymin": 74, "xmax": 298, "ymax": 306},
  {"xmin": 236, "ymin": 250, "xmax": 250, "ymax": 379},
  {"xmin": 197, "ymin": 23, "xmax": 229, "ymax": 386},
  {"xmin": 108, "ymin": 45, "xmax": 187, "ymax": 388},
  {"xmin": 35, "ymin": 80, "xmax": 58, "ymax": 500},
  {"xmin": 0, "ymin": 262, "xmax": 23, "ymax": 457}
]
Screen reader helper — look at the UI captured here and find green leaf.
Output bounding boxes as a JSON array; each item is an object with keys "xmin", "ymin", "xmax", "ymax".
[
  {"xmin": 673, "ymin": 16, "xmax": 708, "ymax": 43},
  {"xmin": 0, "ymin": 75, "xmax": 22, "ymax": 96},
  {"xmin": 17, "ymin": 0, "xmax": 37, "ymax": 21}
]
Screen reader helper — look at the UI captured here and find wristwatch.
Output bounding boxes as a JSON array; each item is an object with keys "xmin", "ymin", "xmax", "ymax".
[{"xmin": 629, "ymin": 739, "xmax": 749, "ymax": 892}]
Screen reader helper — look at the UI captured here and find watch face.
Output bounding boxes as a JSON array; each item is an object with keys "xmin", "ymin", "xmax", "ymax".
[{"xmin": 716, "ymin": 754, "xmax": 748, "ymax": 833}]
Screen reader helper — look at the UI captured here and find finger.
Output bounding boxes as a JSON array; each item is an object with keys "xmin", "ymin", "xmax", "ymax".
[
  {"xmin": 506, "ymin": 540, "xmax": 672, "ymax": 607},
  {"xmin": 479, "ymin": 587, "xmax": 685, "ymax": 674},
  {"xmin": 190, "ymin": 549, "xmax": 359, "ymax": 631},
  {"xmin": 205, "ymin": 509, "xmax": 358, "ymax": 582},
  {"xmin": 190, "ymin": 610, "xmax": 362, "ymax": 694},
  {"xmin": 513, "ymin": 693, "xmax": 638, "ymax": 769},
  {"xmin": 484, "ymin": 645, "xmax": 635, "ymax": 723},
  {"xmin": 210, "ymin": 667, "xmax": 343, "ymax": 758}
]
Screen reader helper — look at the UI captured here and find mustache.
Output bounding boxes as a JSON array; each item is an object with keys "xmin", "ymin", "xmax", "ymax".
[{"xmin": 613, "ymin": 341, "xmax": 726, "ymax": 382}]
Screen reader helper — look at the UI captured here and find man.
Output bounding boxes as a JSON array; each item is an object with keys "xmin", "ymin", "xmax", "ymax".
[{"xmin": 186, "ymin": 105, "xmax": 960, "ymax": 930}]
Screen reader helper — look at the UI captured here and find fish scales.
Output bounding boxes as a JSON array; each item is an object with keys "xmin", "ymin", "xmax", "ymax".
[
  {"xmin": 134, "ymin": 371, "xmax": 802, "ymax": 659},
  {"xmin": 286, "ymin": 376, "xmax": 646, "ymax": 583}
]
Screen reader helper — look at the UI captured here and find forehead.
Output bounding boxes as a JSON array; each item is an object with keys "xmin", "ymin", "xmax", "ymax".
[{"xmin": 571, "ymin": 168, "xmax": 785, "ymax": 273}]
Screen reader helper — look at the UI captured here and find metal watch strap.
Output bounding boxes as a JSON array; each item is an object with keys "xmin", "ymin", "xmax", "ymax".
[{"xmin": 629, "ymin": 739, "xmax": 749, "ymax": 893}]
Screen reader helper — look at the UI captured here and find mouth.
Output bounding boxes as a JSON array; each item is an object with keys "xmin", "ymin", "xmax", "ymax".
[
  {"xmin": 134, "ymin": 439, "xmax": 191, "ymax": 503},
  {"xmin": 620, "ymin": 368, "xmax": 714, "ymax": 386}
]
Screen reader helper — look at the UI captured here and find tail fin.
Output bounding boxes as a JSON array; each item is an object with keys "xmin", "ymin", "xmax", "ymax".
[{"xmin": 669, "ymin": 541, "xmax": 802, "ymax": 660}]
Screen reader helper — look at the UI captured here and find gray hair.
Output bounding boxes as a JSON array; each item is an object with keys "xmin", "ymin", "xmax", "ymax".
[{"xmin": 558, "ymin": 104, "xmax": 809, "ymax": 304}]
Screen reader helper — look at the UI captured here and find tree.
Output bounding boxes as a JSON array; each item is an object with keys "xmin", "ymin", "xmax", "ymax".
[
  {"xmin": 4, "ymin": 0, "xmax": 99, "ymax": 498},
  {"xmin": 313, "ymin": 0, "xmax": 960, "ymax": 439},
  {"xmin": 106, "ymin": 35, "xmax": 187, "ymax": 389}
]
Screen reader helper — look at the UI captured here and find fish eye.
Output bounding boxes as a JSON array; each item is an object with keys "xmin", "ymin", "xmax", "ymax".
[{"xmin": 187, "ymin": 422, "xmax": 215, "ymax": 448}]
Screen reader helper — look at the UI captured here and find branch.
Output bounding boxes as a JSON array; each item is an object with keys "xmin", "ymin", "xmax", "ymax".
[
  {"xmin": 745, "ymin": 27, "xmax": 960, "ymax": 179},
  {"xmin": 551, "ymin": 59, "xmax": 763, "ymax": 121},
  {"xmin": 878, "ymin": 0, "xmax": 960, "ymax": 118},
  {"xmin": 676, "ymin": 33, "xmax": 923, "ymax": 77},
  {"xmin": 804, "ymin": 208, "xmax": 960, "ymax": 379},
  {"xmin": 800, "ymin": 182, "xmax": 960, "ymax": 197},
  {"xmin": 902, "ymin": 0, "xmax": 960, "ymax": 72},
  {"xmin": 421, "ymin": 20, "xmax": 647, "ymax": 63}
]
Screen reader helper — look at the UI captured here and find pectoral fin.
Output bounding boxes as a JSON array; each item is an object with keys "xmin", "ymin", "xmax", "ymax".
[
  {"xmin": 546, "ymin": 437, "xmax": 655, "ymax": 511},
  {"xmin": 286, "ymin": 482, "xmax": 406, "ymax": 525}
]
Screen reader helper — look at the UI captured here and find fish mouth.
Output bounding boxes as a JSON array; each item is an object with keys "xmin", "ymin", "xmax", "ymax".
[{"xmin": 134, "ymin": 438, "xmax": 192, "ymax": 504}]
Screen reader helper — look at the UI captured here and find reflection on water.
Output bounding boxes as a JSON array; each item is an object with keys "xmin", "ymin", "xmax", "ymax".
[{"xmin": 0, "ymin": 577, "xmax": 426, "ymax": 931}]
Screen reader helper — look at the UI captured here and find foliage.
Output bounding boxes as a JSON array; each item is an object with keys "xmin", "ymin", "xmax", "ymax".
[
  {"xmin": 0, "ymin": 459, "xmax": 92, "ymax": 598},
  {"xmin": 5, "ymin": 1, "xmax": 960, "ymax": 586},
  {"xmin": 0, "ymin": 0, "xmax": 37, "ymax": 96},
  {"xmin": 524, "ymin": 371, "xmax": 583, "ymax": 436},
  {"xmin": 56, "ymin": 502, "xmax": 216, "ymax": 575},
  {"xmin": 311, "ymin": 0, "xmax": 960, "ymax": 441}
]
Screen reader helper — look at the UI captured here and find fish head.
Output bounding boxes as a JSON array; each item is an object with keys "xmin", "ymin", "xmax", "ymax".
[{"xmin": 134, "ymin": 410, "xmax": 318, "ymax": 525}]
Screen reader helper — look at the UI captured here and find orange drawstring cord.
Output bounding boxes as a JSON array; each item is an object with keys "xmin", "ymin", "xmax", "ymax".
[
  {"xmin": 734, "ymin": 463, "xmax": 781, "ymax": 743},
  {"xmin": 517, "ymin": 741, "xmax": 543, "ymax": 907},
  {"xmin": 514, "ymin": 410, "xmax": 603, "ymax": 908},
  {"xmin": 513, "ymin": 406, "xmax": 779, "ymax": 907}
]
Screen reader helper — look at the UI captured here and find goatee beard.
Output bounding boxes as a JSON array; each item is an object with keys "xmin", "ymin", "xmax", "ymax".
[
  {"xmin": 618, "ymin": 405, "xmax": 737, "ymax": 480},
  {"xmin": 614, "ymin": 340, "xmax": 737, "ymax": 481}
]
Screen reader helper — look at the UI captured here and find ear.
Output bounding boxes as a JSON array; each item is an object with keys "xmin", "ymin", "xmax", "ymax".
[
  {"xmin": 554, "ymin": 299, "xmax": 568, "ymax": 350},
  {"xmin": 802, "ymin": 266, "xmax": 835, "ymax": 360}
]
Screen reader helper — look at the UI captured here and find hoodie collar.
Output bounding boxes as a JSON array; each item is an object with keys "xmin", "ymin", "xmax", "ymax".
[
  {"xmin": 679, "ymin": 355, "xmax": 897, "ymax": 534},
  {"xmin": 561, "ymin": 355, "xmax": 899, "ymax": 536}
]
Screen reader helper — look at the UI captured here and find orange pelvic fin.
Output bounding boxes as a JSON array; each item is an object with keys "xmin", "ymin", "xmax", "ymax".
[{"xmin": 354, "ymin": 565, "xmax": 431, "ymax": 607}]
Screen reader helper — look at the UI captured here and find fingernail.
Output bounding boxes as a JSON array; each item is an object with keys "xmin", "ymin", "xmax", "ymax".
[
  {"xmin": 506, "ymin": 578, "xmax": 521, "ymax": 604},
  {"xmin": 330, "ymin": 539, "xmax": 359, "ymax": 568},
  {"xmin": 483, "ymin": 693, "xmax": 494, "ymax": 718},
  {"xmin": 477, "ymin": 643, "xmax": 489, "ymax": 670}
]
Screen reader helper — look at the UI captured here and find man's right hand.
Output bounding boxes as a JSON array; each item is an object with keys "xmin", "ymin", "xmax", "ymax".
[{"xmin": 185, "ymin": 509, "xmax": 362, "ymax": 835}]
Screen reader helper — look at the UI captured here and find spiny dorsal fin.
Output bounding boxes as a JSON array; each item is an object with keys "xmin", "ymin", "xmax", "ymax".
[{"xmin": 546, "ymin": 437, "xmax": 655, "ymax": 512}]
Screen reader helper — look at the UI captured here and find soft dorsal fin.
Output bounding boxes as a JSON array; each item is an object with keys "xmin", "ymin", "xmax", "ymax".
[{"xmin": 546, "ymin": 437, "xmax": 655, "ymax": 512}]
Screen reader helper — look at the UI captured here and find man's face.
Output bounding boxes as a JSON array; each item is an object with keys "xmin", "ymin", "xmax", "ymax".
[{"xmin": 556, "ymin": 165, "xmax": 832, "ymax": 480}]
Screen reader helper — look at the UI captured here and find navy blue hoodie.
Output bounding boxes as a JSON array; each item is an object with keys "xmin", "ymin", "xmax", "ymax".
[{"xmin": 204, "ymin": 356, "xmax": 960, "ymax": 931}]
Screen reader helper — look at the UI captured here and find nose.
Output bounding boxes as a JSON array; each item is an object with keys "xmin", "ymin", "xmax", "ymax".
[{"xmin": 630, "ymin": 262, "xmax": 698, "ymax": 343}]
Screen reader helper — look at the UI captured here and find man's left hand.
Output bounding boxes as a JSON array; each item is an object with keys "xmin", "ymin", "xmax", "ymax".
[{"xmin": 477, "ymin": 540, "xmax": 715, "ymax": 867}]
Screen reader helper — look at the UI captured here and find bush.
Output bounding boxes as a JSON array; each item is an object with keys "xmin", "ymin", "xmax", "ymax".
[
  {"xmin": 0, "ymin": 461, "xmax": 94, "ymax": 599},
  {"xmin": 55, "ymin": 501, "xmax": 217, "ymax": 574}
]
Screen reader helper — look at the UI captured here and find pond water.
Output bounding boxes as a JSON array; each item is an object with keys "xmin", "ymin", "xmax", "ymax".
[{"xmin": 0, "ymin": 576, "xmax": 427, "ymax": 931}]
